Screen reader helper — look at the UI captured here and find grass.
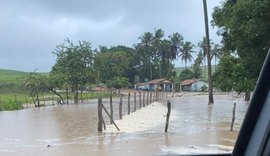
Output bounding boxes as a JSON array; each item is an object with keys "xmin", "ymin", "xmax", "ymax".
[
  {"xmin": 0, "ymin": 91, "xmax": 112, "ymax": 111},
  {"xmin": 0, "ymin": 69, "xmax": 49, "ymax": 83},
  {"xmin": 0, "ymin": 93, "xmax": 29, "ymax": 111},
  {"xmin": 0, "ymin": 69, "xmax": 26, "ymax": 83}
]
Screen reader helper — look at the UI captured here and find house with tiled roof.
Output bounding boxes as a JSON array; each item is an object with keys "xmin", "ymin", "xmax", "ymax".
[
  {"xmin": 181, "ymin": 79, "xmax": 208, "ymax": 91},
  {"xmin": 135, "ymin": 78, "xmax": 173, "ymax": 91}
]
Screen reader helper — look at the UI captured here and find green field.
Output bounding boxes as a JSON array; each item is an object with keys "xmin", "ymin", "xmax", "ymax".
[
  {"xmin": 0, "ymin": 69, "xmax": 49, "ymax": 83},
  {"xmin": 0, "ymin": 69, "xmax": 26, "ymax": 83}
]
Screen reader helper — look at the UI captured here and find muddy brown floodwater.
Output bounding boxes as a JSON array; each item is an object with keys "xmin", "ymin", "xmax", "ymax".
[{"xmin": 0, "ymin": 92, "xmax": 248, "ymax": 156}]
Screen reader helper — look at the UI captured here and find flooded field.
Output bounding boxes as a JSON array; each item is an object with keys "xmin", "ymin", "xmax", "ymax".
[{"xmin": 0, "ymin": 92, "xmax": 248, "ymax": 155}]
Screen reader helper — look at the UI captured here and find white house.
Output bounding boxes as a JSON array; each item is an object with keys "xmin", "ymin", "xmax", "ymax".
[
  {"xmin": 181, "ymin": 79, "xmax": 208, "ymax": 91},
  {"xmin": 135, "ymin": 78, "xmax": 173, "ymax": 91}
]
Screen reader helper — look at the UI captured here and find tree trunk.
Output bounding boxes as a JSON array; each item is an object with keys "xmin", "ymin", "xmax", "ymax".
[
  {"xmin": 80, "ymin": 90, "xmax": 83, "ymax": 103},
  {"xmin": 36, "ymin": 92, "xmax": 40, "ymax": 107},
  {"xmin": 245, "ymin": 92, "xmax": 251, "ymax": 101},
  {"xmin": 203, "ymin": 0, "xmax": 214, "ymax": 104},
  {"xmin": 32, "ymin": 96, "xmax": 36, "ymax": 107},
  {"xmin": 74, "ymin": 90, "xmax": 79, "ymax": 104},
  {"xmin": 49, "ymin": 89, "xmax": 65, "ymax": 104},
  {"xmin": 66, "ymin": 88, "xmax": 69, "ymax": 104}
]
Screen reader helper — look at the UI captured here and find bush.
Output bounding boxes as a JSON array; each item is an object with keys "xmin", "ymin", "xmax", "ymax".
[
  {"xmin": 0, "ymin": 94, "xmax": 26, "ymax": 111},
  {"xmin": 201, "ymin": 85, "xmax": 208, "ymax": 92}
]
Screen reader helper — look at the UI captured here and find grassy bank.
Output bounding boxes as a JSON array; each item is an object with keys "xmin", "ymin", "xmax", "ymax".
[
  {"xmin": 0, "ymin": 93, "xmax": 28, "ymax": 111},
  {"xmin": 0, "ymin": 91, "xmax": 112, "ymax": 111}
]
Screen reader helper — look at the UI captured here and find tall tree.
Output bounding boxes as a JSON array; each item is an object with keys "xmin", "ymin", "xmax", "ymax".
[
  {"xmin": 95, "ymin": 45, "xmax": 138, "ymax": 85},
  {"xmin": 23, "ymin": 72, "xmax": 46, "ymax": 107},
  {"xmin": 51, "ymin": 39, "xmax": 95, "ymax": 104},
  {"xmin": 212, "ymin": 0, "xmax": 270, "ymax": 101},
  {"xmin": 198, "ymin": 37, "xmax": 214, "ymax": 76},
  {"xmin": 179, "ymin": 41, "xmax": 194, "ymax": 69},
  {"xmin": 159, "ymin": 39, "xmax": 176, "ymax": 78},
  {"xmin": 196, "ymin": 51, "xmax": 204, "ymax": 67},
  {"xmin": 138, "ymin": 32, "xmax": 154, "ymax": 80},
  {"xmin": 152, "ymin": 29, "xmax": 165, "ymax": 78},
  {"xmin": 169, "ymin": 32, "xmax": 184, "ymax": 60},
  {"xmin": 203, "ymin": 0, "xmax": 214, "ymax": 104},
  {"xmin": 211, "ymin": 44, "xmax": 221, "ymax": 69}
]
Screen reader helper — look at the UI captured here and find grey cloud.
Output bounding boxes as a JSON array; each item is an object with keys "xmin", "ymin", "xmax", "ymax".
[{"xmin": 0, "ymin": 0, "xmax": 223, "ymax": 72}]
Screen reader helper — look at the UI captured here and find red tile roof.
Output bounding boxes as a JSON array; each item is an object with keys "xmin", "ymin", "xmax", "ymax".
[
  {"xmin": 181, "ymin": 79, "xmax": 199, "ymax": 86},
  {"xmin": 148, "ymin": 78, "xmax": 171, "ymax": 84},
  {"xmin": 135, "ymin": 78, "xmax": 172, "ymax": 85}
]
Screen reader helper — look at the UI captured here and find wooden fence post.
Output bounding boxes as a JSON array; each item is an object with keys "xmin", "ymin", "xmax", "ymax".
[
  {"xmin": 150, "ymin": 92, "xmax": 152, "ymax": 104},
  {"xmin": 0, "ymin": 96, "xmax": 2, "ymax": 111},
  {"xmin": 97, "ymin": 97, "xmax": 103, "ymax": 132},
  {"xmin": 139, "ymin": 91, "xmax": 142, "ymax": 109},
  {"xmin": 110, "ymin": 96, "xmax": 113, "ymax": 124},
  {"xmin": 101, "ymin": 103, "xmax": 120, "ymax": 131},
  {"xmin": 128, "ymin": 93, "xmax": 130, "ymax": 115},
  {"xmin": 119, "ymin": 96, "xmax": 123, "ymax": 119},
  {"xmin": 165, "ymin": 100, "xmax": 171, "ymax": 133},
  {"xmin": 147, "ymin": 91, "xmax": 149, "ymax": 105},
  {"xmin": 156, "ymin": 91, "xmax": 158, "ymax": 101},
  {"xmin": 102, "ymin": 117, "xmax": 106, "ymax": 130},
  {"xmin": 66, "ymin": 88, "xmax": 69, "ymax": 104},
  {"xmin": 85, "ymin": 91, "xmax": 88, "ymax": 100},
  {"xmin": 143, "ymin": 92, "xmax": 145, "ymax": 107},
  {"xmin": 230, "ymin": 103, "xmax": 236, "ymax": 132},
  {"xmin": 80, "ymin": 90, "xmax": 83, "ymax": 103},
  {"xmin": 134, "ymin": 92, "xmax": 137, "ymax": 112}
]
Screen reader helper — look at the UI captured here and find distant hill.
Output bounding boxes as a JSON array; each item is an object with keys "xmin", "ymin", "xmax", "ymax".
[
  {"xmin": 0, "ymin": 69, "xmax": 27, "ymax": 83},
  {"xmin": 0, "ymin": 69, "xmax": 49, "ymax": 83},
  {"xmin": 174, "ymin": 65, "xmax": 217, "ymax": 81}
]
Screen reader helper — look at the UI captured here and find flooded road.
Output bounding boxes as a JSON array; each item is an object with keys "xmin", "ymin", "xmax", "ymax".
[{"xmin": 0, "ymin": 93, "xmax": 248, "ymax": 155}]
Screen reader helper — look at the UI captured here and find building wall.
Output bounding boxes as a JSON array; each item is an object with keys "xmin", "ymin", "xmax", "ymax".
[
  {"xmin": 190, "ymin": 81, "xmax": 208, "ymax": 91},
  {"xmin": 149, "ymin": 83, "xmax": 172, "ymax": 91},
  {"xmin": 182, "ymin": 81, "xmax": 208, "ymax": 91}
]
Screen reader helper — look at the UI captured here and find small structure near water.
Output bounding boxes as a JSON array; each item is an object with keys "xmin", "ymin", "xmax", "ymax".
[
  {"xmin": 181, "ymin": 79, "xmax": 208, "ymax": 91},
  {"xmin": 135, "ymin": 78, "xmax": 173, "ymax": 91}
]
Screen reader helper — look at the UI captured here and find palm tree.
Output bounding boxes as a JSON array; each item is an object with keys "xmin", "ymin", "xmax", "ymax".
[
  {"xmin": 169, "ymin": 32, "xmax": 184, "ymax": 60},
  {"xmin": 196, "ymin": 51, "xmax": 204, "ymax": 67},
  {"xmin": 139, "ymin": 32, "xmax": 154, "ymax": 47},
  {"xmin": 138, "ymin": 32, "xmax": 154, "ymax": 81},
  {"xmin": 211, "ymin": 44, "xmax": 221, "ymax": 70},
  {"xmin": 152, "ymin": 28, "xmax": 164, "ymax": 78},
  {"xmin": 179, "ymin": 41, "xmax": 195, "ymax": 69},
  {"xmin": 198, "ymin": 37, "xmax": 214, "ymax": 76}
]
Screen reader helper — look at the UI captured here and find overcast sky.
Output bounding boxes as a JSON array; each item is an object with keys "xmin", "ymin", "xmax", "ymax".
[{"xmin": 0, "ymin": 0, "xmax": 223, "ymax": 72}]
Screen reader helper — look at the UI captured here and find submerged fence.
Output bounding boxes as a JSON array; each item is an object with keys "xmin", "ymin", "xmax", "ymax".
[{"xmin": 97, "ymin": 90, "xmax": 169, "ymax": 132}]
